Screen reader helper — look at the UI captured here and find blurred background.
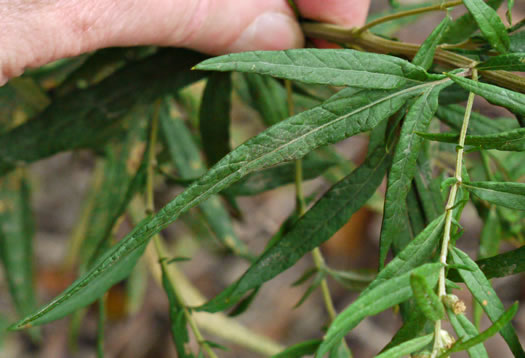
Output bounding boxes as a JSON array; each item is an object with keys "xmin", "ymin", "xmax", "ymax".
[{"xmin": 0, "ymin": 1, "xmax": 524, "ymax": 357}]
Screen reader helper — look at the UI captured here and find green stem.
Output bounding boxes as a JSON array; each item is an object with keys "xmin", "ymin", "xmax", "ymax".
[
  {"xmin": 301, "ymin": 23, "xmax": 525, "ymax": 93},
  {"xmin": 146, "ymin": 102, "xmax": 218, "ymax": 358},
  {"xmin": 431, "ymin": 69, "xmax": 478, "ymax": 358},
  {"xmin": 356, "ymin": 0, "xmax": 463, "ymax": 35}
]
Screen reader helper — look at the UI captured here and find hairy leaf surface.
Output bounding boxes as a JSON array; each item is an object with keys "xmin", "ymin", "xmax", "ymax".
[
  {"xmin": 463, "ymin": 181, "xmax": 525, "ymax": 210},
  {"xmin": 463, "ymin": 0, "xmax": 509, "ymax": 53},
  {"xmin": 448, "ymin": 74, "xmax": 525, "ymax": 116},
  {"xmin": 417, "ymin": 128, "xmax": 525, "ymax": 152},
  {"xmin": 196, "ymin": 49, "xmax": 436, "ymax": 89}
]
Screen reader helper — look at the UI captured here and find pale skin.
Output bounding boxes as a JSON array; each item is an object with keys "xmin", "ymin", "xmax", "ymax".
[{"xmin": 0, "ymin": 0, "xmax": 370, "ymax": 85}]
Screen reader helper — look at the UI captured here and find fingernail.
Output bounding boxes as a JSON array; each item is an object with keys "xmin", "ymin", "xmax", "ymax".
[{"xmin": 229, "ymin": 12, "xmax": 304, "ymax": 52}]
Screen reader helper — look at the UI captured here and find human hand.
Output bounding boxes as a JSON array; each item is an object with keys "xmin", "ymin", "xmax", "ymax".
[{"xmin": 1, "ymin": 0, "xmax": 369, "ymax": 84}]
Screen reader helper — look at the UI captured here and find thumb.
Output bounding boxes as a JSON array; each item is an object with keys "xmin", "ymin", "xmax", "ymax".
[
  {"xmin": 173, "ymin": 0, "xmax": 304, "ymax": 54},
  {"xmin": 78, "ymin": 0, "xmax": 304, "ymax": 55}
]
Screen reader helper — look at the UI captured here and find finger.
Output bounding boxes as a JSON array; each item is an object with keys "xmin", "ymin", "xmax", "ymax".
[
  {"xmin": 295, "ymin": 0, "xmax": 370, "ymax": 27},
  {"xmin": 71, "ymin": 0, "xmax": 304, "ymax": 55}
]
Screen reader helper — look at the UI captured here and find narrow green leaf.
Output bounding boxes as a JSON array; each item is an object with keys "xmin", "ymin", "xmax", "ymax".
[
  {"xmin": 450, "ymin": 247, "xmax": 525, "ymax": 356},
  {"xmin": 462, "ymin": 0, "xmax": 510, "ymax": 53},
  {"xmin": 449, "ymin": 311, "xmax": 489, "ymax": 358},
  {"xmin": 406, "ymin": 185, "xmax": 426, "ymax": 239},
  {"xmin": 200, "ymin": 142, "xmax": 391, "ymax": 312},
  {"xmin": 410, "ymin": 274, "xmax": 445, "ymax": 321},
  {"xmin": 414, "ymin": 157, "xmax": 443, "ymax": 222},
  {"xmin": 413, "ymin": 15, "xmax": 451, "ymax": 70},
  {"xmin": 10, "ymin": 78, "xmax": 446, "ymax": 329},
  {"xmin": 440, "ymin": 0, "xmax": 503, "ymax": 44},
  {"xmin": 195, "ymin": 49, "xmax": 436, "ymax": 89},
  {"xmin": 417, "ymin": 127, "xmax": 525, "ymax": 151},
  {"xmin": 236, "ymin": 73, "xmax": 288, "ymax": 126},
  {"xmin": 160, "ymin": 98, "xmax": 251, "ymax": 259},
  {"xmin": 375, "ymin": 334, "xmax": 433, "ymax": 358},
  {"xmin": 436, "ymin": 104, "xmax": 517, "ymax": 135},
  {"xmin": 0, "ymin": 171, "xmax": 38, "ymax": 326},
  {"xmin": 366, "ymin": 214, "xmax": 445, "ymax": 294},
  {"xmin": 199, "ymin": 72, "xmax": 232, "ymax": 166},
  {"xmin": 80, "ymin": 107, "xmax": 149, "ymax": 268},
  {"xmin": 479, "ymin": 207, "xmax": 502, "ymax": 259},
  {"xmin": 272, "ymin": 340, "xmax": 322, "ymax": 358},
  {"xmin": 441, "ymin": 303, "xmax": 519, "ymax": 356},
  {"xmin": 0, "ymin": 49, "xmax": 206, "ymax": 176},
  {"xmin": 476, "ymin": 53, "xmax": 525, "ymax": 71},
  {"xmin": 379, "ymin": 83, "xmax": 448, "ymax": 267},
  {"xmin": 448, "ymin": 74, "xmax": 525, "ymax": 116},
  {"xmin": 161, "ymin": 264, "xmax": 193, "ymax": 358},
  {"xmin": 468, "ymin": 245, "xmax": 525, "ymax": 279},
  {"xmin": 316, "ymin": 263, "xmax": 441, "ymax": 357},
  {"xmin": 382, "ymin": 307, "xmax": 428, "ymax": 352},
  {"xmin": 463, "ymin": 181, "xmax": 525, "ymax": 210}
]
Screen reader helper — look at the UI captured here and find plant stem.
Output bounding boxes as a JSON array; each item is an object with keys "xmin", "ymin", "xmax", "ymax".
[
  {"xmin": 356, "ymin": 0, "xmax": 463, "ymax": 35},
  {"xmin": 286, "ymin": 80, "xmax": 338, "ymax": 323},
  {"xmin": 146, "ymin": 103, "xmax": 218, "ymax": 358},
  {"xmin": 301, "ymin": 23, "xmax": 525, "ymax": 93},
  {"xmin": 431, "ymin": 69, "xmax": 478, "ymax": 358}
]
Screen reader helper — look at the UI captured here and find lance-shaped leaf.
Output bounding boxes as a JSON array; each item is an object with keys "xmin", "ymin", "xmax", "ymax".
[
  {"xmin": 160, "ymin": 98, "xmax": 251, "ymax": 259},
  {"xmin": 414, "ymin": 156, "xmax": 443, "ymax": 223},
  {"xmin": 440, "ymin": 0, "xmax": 503, "ymax": 44},
  {"xmin": 316, "ymin": 263, "xmax": 441, "ymax": 357},
  {"xmin": 0, "ymin": 49, "xmax": 207, "ymax": 177},
  {"xmin": 272, "ymin": 339, "xmax": 322, "ymax": 358},
  {"xmin": 476, "ymin": 53, "xmax": 525, "ymax": 71},
  {"xmin": 0, "ymin": 171, "xmax": 38, "ymax": 324},
  {"xmin": 462, "ymin": 181, "xmax": 525, "ymax": 211},
  {"xmin": 456, "ymin": 245, "xmax": 525, "ymax": 280},
  {"xmin": 199, "ymin": 72, "xmax": 232, "ymax": 166},
  {"xmin": 195, "ymin": 49, "xmax": 437, "ymax": 90},
  {"xmin": 161, "ymin": 262, "xmax": 194, "ymax": 358},
  {"xmin": 79, "ymin": 109, "xmax": 149, "ymax": 268},
  {"xmin": 10, "ymin": 78, "xmax": 444, "ymax": 329},
  {"xmin": 200, "ymin": 142, "xmax": 391, "ymax": 313},
  {"xmin": 365, "ymin": 214, "xmax": 444, "ymax": 294},
  {"xmin": 417, "ymin": 127, "xmax": 525, "ymax": 152},
  {"xmin": 375, "ymin": 334, "xmax": 433, "ymax": 358},
  {"xmin": 450, "ymin": 248, "xmax": 525, "ymax": 356},
  {"xmin": 413, "ymin": 15, "xmax": 451, "ymax": 71},
  {"xmin": 448, "ymin": 74, "xmax": 525, "ymax": 116},
  {"xmin": 435, "ymin": 104, "xmax": 517, "ymax": 135},
  {"xmin": 379, "ymin": 82, "xmax": 448, "ymax": 267},
  {"xmin": 236, "ymin": 73, "xmax": 289, "ymax": 126},
  {"xmin": 462, "ymin": 0, "xmax": 509, "ymax": 53},
  {"xmin": 410, "ymin": 273, "xmax": 444, "ymax": 321},
  {"xmin": 449, "ymin": 311, "xmax": 489, "ymax": 358},
  {"xmin": 440, "ymin": 303, "xmax": 518, "ymax": 357}
]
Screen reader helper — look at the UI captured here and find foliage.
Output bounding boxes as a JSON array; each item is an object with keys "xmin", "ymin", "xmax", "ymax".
[{"xmin": 1, "ymin": 1, "xmax": 525, "ymax": 357}]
